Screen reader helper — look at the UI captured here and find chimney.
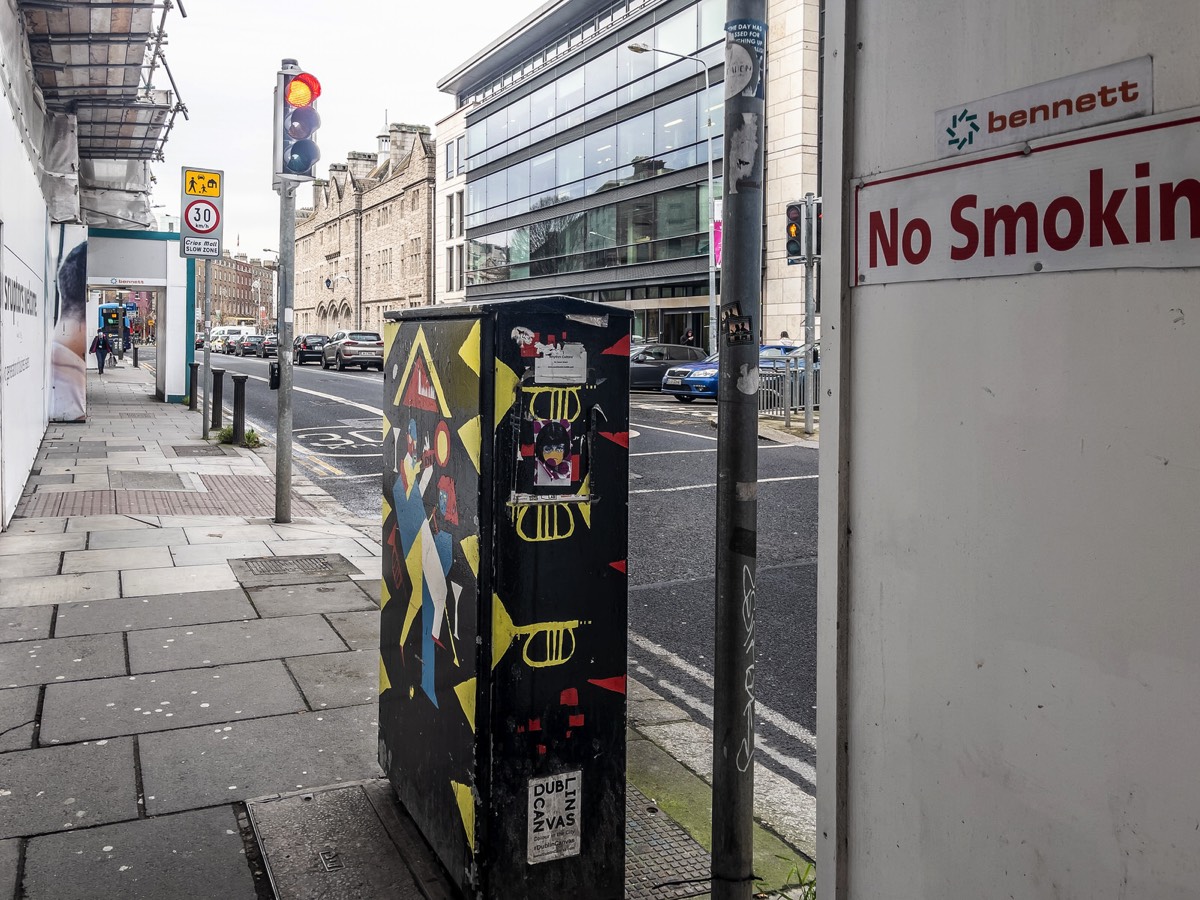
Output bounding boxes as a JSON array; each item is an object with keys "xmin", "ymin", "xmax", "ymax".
[
  {"xmin": 389, "ymin": 123, "xmax": 432, "ymax": 165},
  {"xmin": 347, "ymin": 151, "xmax": 376, "ymax": 181},
  {"xmin": 312, "ymin": 178, "xmax": 327, "ymax": 209}
]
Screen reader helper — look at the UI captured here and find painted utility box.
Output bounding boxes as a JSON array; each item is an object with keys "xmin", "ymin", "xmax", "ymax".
[
  {"xmin": 379, "ymin": 296, "xmax": 631, "ymax": 899},
  {"xmin": 819, "ymin": 2, "xmax": 1200, "ymax": 897}
]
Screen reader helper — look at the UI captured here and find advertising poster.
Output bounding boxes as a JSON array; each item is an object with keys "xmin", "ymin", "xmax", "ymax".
[{"xmin": 49, "ymin": 225, "xmax": 87, "ymax": 421}]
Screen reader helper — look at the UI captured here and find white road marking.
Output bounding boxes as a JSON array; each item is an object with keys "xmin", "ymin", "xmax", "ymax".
[
  {"xmin": 318, "ymin": 472, "xmax": 381, "ymax": 481},
  {"xmin": 221, "ymin": 371, "xmax": 384, "ymax": 418},
  {"xmin": 630, "ymin": 445, "xmax": 791, "ymax": 457},
  {"xmin": 630, "ymin": 474, "xmax": 817, "ymax": 494},
  {"xmin": 630, "ymin": 422, "xmax": 718, "ymax": 442},
  {"xmin": 629, "ymin": 630, "xmax": 817, "ymax": 751}
]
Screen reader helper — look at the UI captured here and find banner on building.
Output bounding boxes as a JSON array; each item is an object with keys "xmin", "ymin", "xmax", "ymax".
[{"xmin": 49, "ymin": 225, "xmax": 88, "ymax": 422}]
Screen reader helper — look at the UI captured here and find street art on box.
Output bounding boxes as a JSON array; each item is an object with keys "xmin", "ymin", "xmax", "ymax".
[
  {"xmin": 49, "ymin": 225, "xmax": 88, "ymax": 422},
  {"xmin": 380, "ymin": 299, "xmax": 631, "ymax": 898}
]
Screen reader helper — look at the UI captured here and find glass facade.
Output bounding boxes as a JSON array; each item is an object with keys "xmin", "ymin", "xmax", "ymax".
[{"xmin": 462, "ymin": 0, "xmax": 726, "ymax": 289}]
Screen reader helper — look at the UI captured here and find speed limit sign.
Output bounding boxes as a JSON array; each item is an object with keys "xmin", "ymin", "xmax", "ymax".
[{"xmin": 180, "ymin": 166, "xmax": 224, "ymax": 258}]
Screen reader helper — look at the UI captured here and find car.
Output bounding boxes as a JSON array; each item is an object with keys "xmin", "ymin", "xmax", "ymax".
[
  {"xmin": 322, "ymin": 330, "xmax": 384, "ymax": 371},
  {"xmin": 292, "ymin": 334, "xmax": 328, "ymax": 365},
  {"xmin": 629, "ymin": 343, "xmax": 707, "ymax": 390},
  {"xmin": 661, "ymin": 343, "xmax": 819, "ymax": 402},
  {"xmin": 257, "ymin": 335, "xmax": 279, "ymax": 358},
  {"xmin": 235, "ymin": 335, "xmax": 265, "ymax": 357},
  {"xmin": 194, "ymin": 335, "xmax": 205, "ymax": 349}
]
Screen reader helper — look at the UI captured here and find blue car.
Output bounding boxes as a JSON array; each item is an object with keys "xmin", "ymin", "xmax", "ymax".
[{"xmin": 660, "ymin": 343, "xmax": 816, "ymax": 402}]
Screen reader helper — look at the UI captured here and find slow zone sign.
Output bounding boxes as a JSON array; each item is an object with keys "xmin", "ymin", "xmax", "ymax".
[{"xmin": 854, "ymin": 107, "xmax": 1200, "ymax": 286}]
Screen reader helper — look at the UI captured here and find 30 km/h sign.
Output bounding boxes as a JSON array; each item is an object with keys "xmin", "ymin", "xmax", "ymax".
[{"xmin": 180, "ymin": 165, "xmax": 224, "ymax": 259}]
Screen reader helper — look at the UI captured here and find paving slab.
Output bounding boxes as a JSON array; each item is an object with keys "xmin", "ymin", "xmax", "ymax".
[
  {"xmin": 0, "ymin": 838, "xmax": 15, "ymax": 899},
  {"xmin": 0, "ymin": 605, "xmax": 55, "ymax": 642},
  {"xmin": 0, "ymin": 532, "xmax": 86, "ymax": 556},
  {"xmin": 127, "ymin": 615, "xmax": 346, "ymax": 673},
  {"xmin": 0, "ymin": 738, "xmax": 137, "ymax": 839},
  {"xmin": 65, "ymin": 514, "xmax": 157, "ymax": 532},
  {"xmin": 53, "ymin": 588, "xmax": 255, "ymax": 637},
  {"xmin": 262, "ymin": 537, "xmax": 375, "ymax": 559},
  {"xmin": 0, "ymin": 551, "xmax": 62, "ymax": 578},
  {"xmin": 108, "ymin": 470, "xmax": 189, "ymax": 491},
  {"xmin": 249, "ymin": 581, "xmax": 376, "ymax": 618},
  {"xmin": 121, "ymin": 563, "xmax": 237, "ymax": 597},
  {"xmin": 0, "ymin": 633, "xmax": 126, "ymax": 688},
  {"xmin": 325, "ymin": 611, "xmax": 379, "ymax": 650},
  {"xmin": 170, "ymin": 541, "xmax": 271, "ymax": 567},
  {"xmin": 0, "ymin": 571, "xmax": 121, "ymax": 608},
  {"xmin": 21, "ymin": 805, "xmax": 257, "ymax": 900},
  {"xmin": 139, "ymin": 704, "xmax": 380, "ymax": 815},
  {"xmin": 61, "ymin": 546, "xmax": 174, "ymax": 575},
  {"xmin": 270, "ymin": 522, "xmax": 363, "ymax": 541},
  {"xmin": 40, "ymin": 660, "xmax": 305, "ymax": 744},
  {"xmin": 350, "ymin": 578, "xmax": 383, "ymax": 606},
  {"xmin": 85, "ymin": 527, "xmax": 188, "ymax": 550},
  {"xmin": 183, "ymin": 524, "xmax": 278, "ymax": 544},
  {"xmin": 2, "ymin": 517, "xmax": 68, "ymax": 535},
  {"xmin": 0, "ymin": 685, "xmax": 39, "ymax": 751},
  {"xmin": 286, "ymin": 650, "xmax": 377, "ymax": 710},
  {"xmin": 154, "ymin": 516, "xmax": 250, "ymax": 528}
]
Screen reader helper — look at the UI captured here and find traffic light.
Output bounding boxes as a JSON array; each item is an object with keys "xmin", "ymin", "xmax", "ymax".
[
  {"xmin": 273, "ymin": 59, "xmax": 321, "ymax": 188},
  {"xmin": 786, "ymin": 202, "xmax": 804, "ymax": 261}
]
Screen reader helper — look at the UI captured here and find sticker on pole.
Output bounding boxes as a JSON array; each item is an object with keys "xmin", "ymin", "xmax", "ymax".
[
  {"xmin": 527, "ymin": 770, "xmax": 581, "ymax": 864},
  {"xmin": 180, "ymin": 165, "xmax": 224, "ymax": 258}
]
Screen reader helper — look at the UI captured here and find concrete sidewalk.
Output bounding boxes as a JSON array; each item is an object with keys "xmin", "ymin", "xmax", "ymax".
[{"xmin": 0, "ymin": 364, "xmax": 812, "ymax": 899}]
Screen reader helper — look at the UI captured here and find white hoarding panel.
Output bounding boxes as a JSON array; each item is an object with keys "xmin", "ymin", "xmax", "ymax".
[
  {"xmin": 935, "ymin": 57, "xmax": 1153, "ymax": 158},
  {"xmin": 855, "ymin": 108, "xmax": 1200, "ymax": 286}
]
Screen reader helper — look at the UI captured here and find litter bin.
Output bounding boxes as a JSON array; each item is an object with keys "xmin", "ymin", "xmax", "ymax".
[{"xmin": 380, "ymin": 296, "xmax": 631, "ymax": 899}]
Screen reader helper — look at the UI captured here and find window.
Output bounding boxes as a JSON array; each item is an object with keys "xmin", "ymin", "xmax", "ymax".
[
  {"xmin": 446, "ymin": 194, "xmax": 456, "ymax": 239},
  {"xmin": 445, "ymin": 142, "xmax": 455, "ymax": 178},
  {"xmin": 455, "ymin": 190, "xmax": 464, "ymax": 234},
  {"xmin": 456, "ymin": 136, "xmax": 466, "ymax": 174},
  {"xmin": 446, "ymin": 248, "xmax": 456, "ymax": 292}
]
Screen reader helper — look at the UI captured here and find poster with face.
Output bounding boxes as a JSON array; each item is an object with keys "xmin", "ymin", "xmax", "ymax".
[
  {"xmin": 49, "ymin": 227, "xmax": 88, "ymax": 422},
  {"xmin": 533, "ymin": 419, "xmax": 572, "ymax": 486}
]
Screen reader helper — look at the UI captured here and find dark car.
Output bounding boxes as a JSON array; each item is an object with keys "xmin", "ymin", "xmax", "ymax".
[
  {"xmin": 322, "ymin": 330, "xmax": 384, "ymax": 371},
  {"xmin": 235, "ymin": 335, "xmax": 265, "ymax": 357},
  {"xmin": 629, "ymin": 343, "xmax": 707, "ymax": 390},
  {"xmin": 292, "ymin": 334, "xmax": 328, "ymax": 365},
  {"xmin": 195, "ymin": 335, "xmax": 205, "ymax": 349},
  {"xmin": 256, "ymin": 335, "xmax": 279, "ymax": 358}
]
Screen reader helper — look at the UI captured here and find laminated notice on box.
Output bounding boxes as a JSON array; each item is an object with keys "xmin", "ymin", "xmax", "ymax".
[
  {"xmin": 534, "ymin": 342, "xmax": 587, "ymax": 384},
  {"xmin": 527, "ymin": 771, "xmax": 581, "ymax": 864}
]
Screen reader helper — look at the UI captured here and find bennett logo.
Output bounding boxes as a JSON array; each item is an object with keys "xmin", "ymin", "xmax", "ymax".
[
  {"xmin": 935, "ymin": 57, "xmax": 1152, "ymax": 158},
  {"xmin": 857, "ymin": 109, "xmax": 1200, "ymax": 285}
]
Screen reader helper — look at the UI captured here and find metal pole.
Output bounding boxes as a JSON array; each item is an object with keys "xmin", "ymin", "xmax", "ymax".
[
  {"xmin": 712, "ymin": 4, "xmax": 766, "ymax": 899},
  {"xmin": 201, "ymin": 257, "xmax": 212, "ymax": 440},
  {"xmin": 704, "ymin": 64, "xmax": 718, "ymax": 356},
  {"xmin": 211, "ymin": 368, "xmax": 225, "ymax": 430},
  {"xmin": 804, "ymin": 193, "xmax": 816, "ymax": 435},
  {"xmin": 231, "ymin": 374, "xmax": 248, "ymax": 445},
  {"xmin": 275, "ymin": 183, "xmax": 296, "ymax": 524},
  {"xmin": 188, "ymin": 362, "xmax": 199, "ymax": 411}
]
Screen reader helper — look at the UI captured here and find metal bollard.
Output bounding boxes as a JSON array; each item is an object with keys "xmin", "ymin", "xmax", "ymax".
[
  {"xmin": 231, "ymin": 374, "xmax": 248, "ymax": 445},
  {"xmin": 188, "ymin": 362, "xmax": 200, "ymax": 411},
  {"xmin": 132, "ymin": 345, "xmax": 139, "ymax": 367},
  {"xmin": 211, "ymin": 368, "xmax": 226, "ymax": 430}
]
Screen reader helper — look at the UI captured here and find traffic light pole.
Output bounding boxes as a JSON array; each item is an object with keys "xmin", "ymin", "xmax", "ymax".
[
  {"xmin": 201, "ymin": 258, "xmax": 212, "ymax": 441},
  {"xmin": 804, "ymin": 192, "xmax": 816, "ymax": 436},
  {"xmin": 275, "ymin": 183, "xmax": 296, "ymax": 524},
  {"xmin": 712, "ymin": 2, "xmax": 766, "ymax": 898}
]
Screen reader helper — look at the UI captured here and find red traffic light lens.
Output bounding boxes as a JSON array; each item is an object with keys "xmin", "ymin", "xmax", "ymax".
[
  {"xmin": 285, "ymin": 72, "xmax": 321, "ymax": 108},
  {"xmin": 786, "ymin": 204, "xmax": 803, "ymax": 222}
]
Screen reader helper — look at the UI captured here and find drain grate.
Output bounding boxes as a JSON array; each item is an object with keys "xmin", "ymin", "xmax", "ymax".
[
  {"xmin": 230, "ymin": 553, "xmax": 364, "ymax": 588},
  {"xmin": 626, "ymin": 784, "xmax": 711, "ymax": 900},
  {"xmin": 243, "ymin": 556, "xmax": 335, "ymax": 576},
  {"xmin": 172, "ymin": 445, "xmax": 228, "ymax": 457}
]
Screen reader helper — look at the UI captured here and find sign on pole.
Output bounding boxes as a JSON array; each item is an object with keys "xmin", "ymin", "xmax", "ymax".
[{"xmin": 179, "ymin": 167, "xmax": 225, "ymax": 259}]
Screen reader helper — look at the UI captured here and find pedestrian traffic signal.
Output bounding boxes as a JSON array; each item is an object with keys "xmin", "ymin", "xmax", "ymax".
[
  {"xmin": 786, "ymin": 202, "xmax": 804, "ymax": 260},
  {"xmin": 273, "ymin": 60, "xmax": 321, "ymax": 188}
]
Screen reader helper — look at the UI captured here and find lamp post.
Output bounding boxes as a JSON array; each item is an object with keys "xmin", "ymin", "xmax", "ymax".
[
  {"xmin": 629, "ymin": 42, "xmax": 717, "ymax": 354},
  {"xmin": 262, "ymin": 250, "xmax": 279, "ymax": 328}
]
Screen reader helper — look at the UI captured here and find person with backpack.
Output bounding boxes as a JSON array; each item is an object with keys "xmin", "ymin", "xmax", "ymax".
[{"xmin": 89, "ymin": 329, "xmax": 112, "ymax": 376}]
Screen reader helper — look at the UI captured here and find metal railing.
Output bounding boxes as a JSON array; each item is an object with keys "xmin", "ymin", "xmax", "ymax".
[{"xmin": 758, "ymin": 358, "xmax": 820, "ymax": 427}]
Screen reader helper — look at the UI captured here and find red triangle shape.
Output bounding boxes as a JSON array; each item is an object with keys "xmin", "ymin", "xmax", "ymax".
[
  {"xmin": 402, "ymin": 356, "xmax": 440, "ymax": 412},
  {"xmin": 587, "ymin": 675, "xmax": 626, "ymax": 695},
  {"xmin": 609, "ymin": 560, "xmax": 626, "ymax": 574},
  {"xmin": 602, "ymin": 334, "xmax": 631, "ymax": 357},
  {"xmin": 599, "ymin": 431, "xmax": 629, "ymax": 448}
]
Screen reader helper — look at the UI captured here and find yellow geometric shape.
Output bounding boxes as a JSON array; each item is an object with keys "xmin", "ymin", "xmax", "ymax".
[
  {"xmin": 453, "ymin": 677, "xmax": 477, "ymax": 733},
  {"xmin": 379, "ymin": 654, "xmax": 392, "ymax": 694},
  {"xmin": 382, "ymin": 494, "xmax": 393, "ymax": 522},
  {"xmin": 451, "ymin": 780, "xmax": 476, "ymax": 852},
  {"xmin": 458, "ymin": 320, "xmax": 482, "ymax": 377},
  {"xmin": 458, "ymin": 416, "xmax": 482, "ymax": 475},
  {"xmin": 577, "ymin": 475, "xmax": 592, "ymax": 528},
  {"xmin": 395, "ymin": 325, "xmax": 452, "ymax": 417},
  {"xmin": 183, "ymin": 168, "xmax": 221, "ymax": 196},
  {"xmin": 399, "ymin": 529, "xmax": 423, "ymax": 646},
  {"xmin": 380, "ymin": 577, "xmax": 392, "ymax": 609},
  {"xmin": 383, "ymin": 416, "xmax": 392, "ymax": 439},
  {"xmin": 460, "ymin": 534, "xmax": 480, "ymax": 578},
  {"xmin": 494, "ymin": 359, "xmax": 520, "ymax": 429}
]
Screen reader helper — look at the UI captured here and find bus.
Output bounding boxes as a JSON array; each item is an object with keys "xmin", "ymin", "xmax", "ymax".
[{"xmin": 98, "ymin": 302, "xmax": 136, "ymax": 351}]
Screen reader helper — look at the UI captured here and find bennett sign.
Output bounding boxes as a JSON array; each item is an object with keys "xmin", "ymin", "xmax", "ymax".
[{"xmin": 854, "ymin": 108, "xmax": 1200, "ymax": 286}]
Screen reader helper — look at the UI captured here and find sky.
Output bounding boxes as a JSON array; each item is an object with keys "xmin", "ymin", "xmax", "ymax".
[{"xmin": 153, "ymin": 0, "xmax": 546, "ymax": 257}]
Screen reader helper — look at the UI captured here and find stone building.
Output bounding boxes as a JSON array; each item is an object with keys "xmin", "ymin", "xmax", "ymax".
[
  {"xmin": 294, "ymin": 123, "xmax": 436, "ymax": 337},
  {"xmin": 194, "ymin": 250, "xmax": 276, "ymax": 329}
]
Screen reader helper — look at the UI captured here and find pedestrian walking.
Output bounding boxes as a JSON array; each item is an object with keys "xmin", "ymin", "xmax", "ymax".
[{"xmin": 89, "ymin": 329, "xmax": 112, "ymax": 376}]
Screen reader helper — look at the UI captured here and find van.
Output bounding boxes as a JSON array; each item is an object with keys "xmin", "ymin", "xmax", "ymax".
[{"xmin": 209, "ymin": 325, "xmax": 257, "ymax": 354}]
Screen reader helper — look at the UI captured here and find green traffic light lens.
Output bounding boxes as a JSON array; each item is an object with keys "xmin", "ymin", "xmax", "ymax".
[
  {"xmin": 285, "ymin": 139, "xmax": 321, "ymax": 173},
  {"xmin": 786, "ymin": 238, "xmax": 803, "ymax": 256},
  {"xmin": 287, "ymin": 106, "xmax": 320, "ymax": 140}
]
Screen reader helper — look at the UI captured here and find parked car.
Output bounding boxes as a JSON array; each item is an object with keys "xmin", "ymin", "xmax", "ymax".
[
  {"xmin": 629, "ymin": 343, "xmax": 707, "ymax": 390},
  {"xmin": 322, "ymin": 330, "xmax": 384, "ymax": 371},
  {"xmin": 195, "ymin": 335, "xmax": 205, "ymax": 349},
  {"xmin": 292, "ymin": 334, "xmax": 328, "ymax": 365},
  {"xmin": 661, "ymin": 343, "xmax": 819, "ymax": 402},
  {"xmin": 257, "ymin": 335, "xmax": 279, "ymax": 358},
  {"xmin": 235, "ymin": 335, "xmax": 265, "ymax": 357}
]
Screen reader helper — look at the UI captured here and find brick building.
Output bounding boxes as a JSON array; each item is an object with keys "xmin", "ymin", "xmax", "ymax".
[
  {"xmin": 293, "ymin": 123, "xmax": 436, "ymax": 337},
  {"xmin": 194, "ymin": 250, "xmax": 276, "ymax": 330}
]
